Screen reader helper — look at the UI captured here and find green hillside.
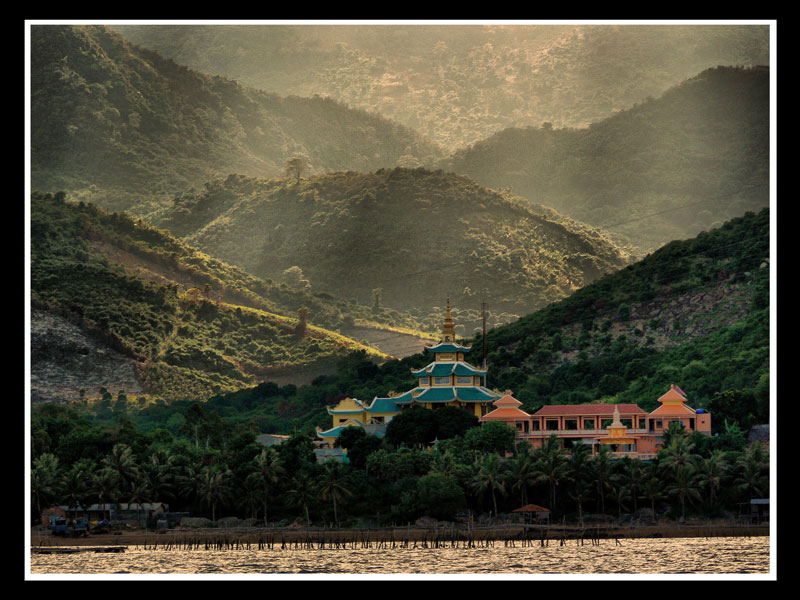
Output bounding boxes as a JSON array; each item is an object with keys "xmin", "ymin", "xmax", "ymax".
[
  {"xmin": 153, "ymin": 168, "xmax": 631, "ymax": 331},
  {"xmin": 112, "ymin": 24, "xmax": 769, "ymax": 150},
  {"xmin": 29, "ymin": 191, "xmax": 431, "ymax": 403},
  {"xmin": 465, "ymin": 208, "xmax": 770, "ymax": 430},
  {"xmin": 30, "ymin": 25, "xmax": 444, "ymax": 217},
  {"xmin": 441, "ymin": 66, "xmax": 770, "ymax": 252},
  {"xmin": 101, "ymin": 208, "xmax": 770, "ymax": 439}
]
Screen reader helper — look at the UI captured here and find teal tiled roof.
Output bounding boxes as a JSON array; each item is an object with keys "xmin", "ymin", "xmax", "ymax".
[
  {"xmin": 390, "ymin": 386, "xmax": 500, "ymax": 405},
  {"xmin": 366, "ymin": 397, "xmax": 400, "ymax": 413},
  {"xmin": 424, "ymin": 342, "xmax": 471, "ymax": 353},
  {"xmin": 412, "ymin": 361, "xmax": 487, "ymax": 378}
]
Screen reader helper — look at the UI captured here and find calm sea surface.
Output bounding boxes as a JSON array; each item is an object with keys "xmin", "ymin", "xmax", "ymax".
[{"xmin": 29, "ymin": 536, "xmax": 771, "ymax": 577}]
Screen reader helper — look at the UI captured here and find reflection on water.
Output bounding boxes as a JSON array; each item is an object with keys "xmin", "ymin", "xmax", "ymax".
[{"xmin": 29, "ymin": 536, "xmax": 770, "ymax": 576}]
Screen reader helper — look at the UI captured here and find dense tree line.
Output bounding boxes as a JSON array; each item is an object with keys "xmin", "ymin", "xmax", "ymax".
[{"xmin": 31, "ymin": 398, "xmax": 767, "ymax": 528}]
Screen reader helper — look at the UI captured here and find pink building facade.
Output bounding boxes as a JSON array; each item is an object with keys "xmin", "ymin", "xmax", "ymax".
[{"xmin": 480, "ymin": 384, "xmax": 711, "ymax": 459}]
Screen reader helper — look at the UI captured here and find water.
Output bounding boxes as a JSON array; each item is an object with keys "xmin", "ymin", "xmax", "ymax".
[{"xmin": 29, "ymin": 536, "xmax": 771, "ymax": 577}]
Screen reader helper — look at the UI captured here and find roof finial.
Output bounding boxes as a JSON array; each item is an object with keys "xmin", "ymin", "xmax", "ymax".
[{"xmin": 441, "ymin": 298, "xmax": 455, "ymax": 342}]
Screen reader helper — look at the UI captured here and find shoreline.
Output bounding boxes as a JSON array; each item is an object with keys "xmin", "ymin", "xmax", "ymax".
[{"xmin": 30, "ymin": 522, "xmax": 769, "ymax": 549}]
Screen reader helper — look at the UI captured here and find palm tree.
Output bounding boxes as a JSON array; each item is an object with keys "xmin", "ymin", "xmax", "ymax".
[
  {"xmin": 638, "ymin": 463, "xmax": 664, "ymax": 521},
  {"xmin": 178, "ymin": 463, "xmax": 204, "ymax": 506},
  {"xmin": 127, "ymin": 475, "xmax": 152, "ymax": 528},
  {"xmin": 566, "ymin": 442, "xmax": 592, "ymax": 526},
  {"xmin": 237, "ymin": 477, "xmax": 264, "ymax": 521},
  {"xmin": 665, "ymin": 464, "xmax": 702, "ymax": 520},
  {"xmin": 60, "ymin": 459, "xmax": 94, "ymax": 521},
  {"xmin": 696, "ymin": 450, "xmax": 728, "ymax": 512},
  {"xmin": 507, "ymin": 448, "xmax": 536, "ymax": 506},
  {"xmin": 616, "ymin": 456, "xmax": 646, "ymax": 515},
  {"xmin": 319, "ymin": 461, "xmax": 352, "ymax": 527},
  {"xmin": 735, "ymin": 444, "xmax": 769, "ymax": 500},
  {"xmin": 469, "ymin": 453, "xmax": 507, "ymax": 518},
  {"xmin": 31, "ymin": 453, "xmax": 61, "ymax": 523},
  {"xmin": 103, "ymin": 443, "xmax": 139, "ymax": 494},
  {"xmin": 91, "ymin": 466, "xmax": 120, "ymax": 522},
  {"xmin": 248, "ymin": 447, "xmax": 286, "ymax": 525},
  {"xmin": 591, "ymin": 445, "xmax": 614, "ymax": 516},
  {"xmin": 659, "ymin": 434, "xmax": 699, "ymax": 478},
  {"xmin": 532, "ymin": 435, "xmax": 568, "ymax": 511},
  {"xmin": 197, "ymin": 467, "xmax": 234, "ymax": 523},
  {"xmin": 140, "ymin": 453, "xmax": 176, "ymax": 505},
  {"xmin": 285, "ymin": 472, "xmax": 316, "ymax": 527}
]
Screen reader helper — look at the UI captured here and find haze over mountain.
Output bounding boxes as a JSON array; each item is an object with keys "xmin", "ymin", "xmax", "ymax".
[
  {"xmin": 153, "ymin": 168, "xmax": 630, "ymax": 328},
  {"xmin": 440, "ymin": 65, "xmax": 770, "ymax": 252},
  {"xmin": 112, "ymin": 23, "xmax": 770, "ymax": 150},
  {"xmin": 30, "ymin": 25, "xmax": 445, "ymax": 217}
]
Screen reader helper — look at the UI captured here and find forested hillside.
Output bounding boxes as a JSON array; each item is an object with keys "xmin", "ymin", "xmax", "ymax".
[
  {"xmin": 82, "ymin": 209, "xmax": 769, "ymax": 440},
  {"xmin": 441, "ymin": 66, "xmax": 770, "ymax": 252},
  {"xmin": 30, "ymin": 191, "xmax": 440, "ymax": 403},
  {"xmin": 467, "ymin": 208, "xmax": 770, "ymax": 432},
  {"xmin": 30, "ymin": 25, "xmax": 444, "ymax": 217},
  {"xmin": 154, "ymin": 168, "xmax": 631, "ymax": 331},
  {"xmin": 112, "ymin": 24, "xmax": 769, "ymax": 150}
]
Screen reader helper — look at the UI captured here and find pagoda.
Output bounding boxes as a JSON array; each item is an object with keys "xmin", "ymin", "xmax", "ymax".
[{"xmin": 374, "ymin": 300, "xmax": 501, "ymax": 418}]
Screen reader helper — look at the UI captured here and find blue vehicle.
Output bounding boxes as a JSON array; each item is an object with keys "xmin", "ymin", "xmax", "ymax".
[{"xmin": 49, "ymin": 516, "xmax": 89, "ymax": 537}]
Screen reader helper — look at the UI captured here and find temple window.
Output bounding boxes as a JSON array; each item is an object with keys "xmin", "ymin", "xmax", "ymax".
[
  {"xmin": 531, "ymin": 420, "xmax": 540, "ymax": 431},
  {"xmin": 546, "ymin": 419, "xmax": 559, "ymax": 431},
  {"xmin": 564, "ymin": 419, "xmax": 578, "ymax": 430},
  {"xmin": 601, "ymin": 419, "xmax": 612, "ymax": 428},
  {"xmin": 583, "ymin": 418, "xmax": 595, "ymax": 430},
  {"xmin": 456, "ymin": 376, "xmax": 472, "ymax": 385},
  {"xmin": 434, "ymin": 377, "xmax": 451, "ymax": 385},
  {"xmin": 621, "ymin": 418, "xmax": 632, "ymax": 428},
  {"xmin": 419, "ymin": 377, "xmax": 429, "ymax": 386}
]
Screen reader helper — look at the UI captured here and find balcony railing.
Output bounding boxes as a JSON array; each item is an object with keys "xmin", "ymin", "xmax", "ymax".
[{"xmin": 521, "ymin": 428, "xmax": 651, "ymax": 437}]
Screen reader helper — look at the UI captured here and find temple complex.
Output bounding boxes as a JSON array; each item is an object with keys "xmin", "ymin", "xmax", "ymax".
[{"xmin": 314, "ymin": 301, "xmax": 711, "ymax": 461}]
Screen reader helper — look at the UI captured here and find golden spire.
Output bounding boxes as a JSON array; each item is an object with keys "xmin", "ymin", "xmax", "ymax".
[{"xmin": 441, "ymin": 298, "xmax": 456, "ymax": 342}]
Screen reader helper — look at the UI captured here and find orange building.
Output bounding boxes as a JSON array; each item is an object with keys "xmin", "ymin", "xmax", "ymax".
[{"xmin": 480, "ymin": 384, "xmax": 711, "ymax": 459}]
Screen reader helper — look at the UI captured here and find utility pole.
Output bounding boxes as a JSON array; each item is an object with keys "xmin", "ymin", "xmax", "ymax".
[{"xmin": 481, "ymin": 301, "xmax": 488, "ymax": 387}]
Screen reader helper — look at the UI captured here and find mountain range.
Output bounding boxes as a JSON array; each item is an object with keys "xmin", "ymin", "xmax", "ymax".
[{"xmin": 28, "ymin": 23, "xmax": 772, "ymax": 410}]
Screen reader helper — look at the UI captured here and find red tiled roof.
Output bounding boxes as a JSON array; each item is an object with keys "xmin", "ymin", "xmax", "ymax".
[
  {"xmin": 533, "ymin": 403, "xmax": 647, "ymax": 416},
  {"xmin": 493, "ymin": 394, "xmax": 522, "ymax": 407},
  {"xmin": 481, "ymin": 407, "xmax": 531, "ymax": 420},
  {"xmin": 512, "ymin": 504, "xmax": 550, "ymax": 513},
  {"xmin": 658, "ymin": 384, "xmax": 688, "ymax": 403}
]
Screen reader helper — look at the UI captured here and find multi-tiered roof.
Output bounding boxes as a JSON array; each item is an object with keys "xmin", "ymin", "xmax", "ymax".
[{"xmin": 377, "ymin": 300, "xmax": 501, "ymax": 413}]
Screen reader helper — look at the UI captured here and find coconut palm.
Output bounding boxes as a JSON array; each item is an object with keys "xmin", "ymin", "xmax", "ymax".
[
  {"xmin": 103, "ymin": 443, "xmax": 139, "ymax": 494},
  {"xmin": 127, "ymin": 475, "xmax": 153, "ymax": 527},
  {"xmin": 659, "ymin": 434, "xmax": 699, "ymax": 478},
  {"xmin": 31, "ymin": 453, "xmax": 61, "ymax": 522},
  {"xmin": 237, "ymin": 477, "xmax": 264, "ymax": 521},
  {"xmin": 591, "ymin": 445, "xmax": 614, "ymax": 516},
  {"xmin": 247, "ymin": 447, "xmax": 286, "ymax": 525},
  {"xmin": 507, "ymin": 447, "xmax": 537, "ymax": 506},
  {"xmin": 60, "ymin": 459, "xmax": 94, "ymax": 521},
  {"xmin": 197, "ymin": 467, "xmax": 234, "ymax": 523},
  {"xmin": 91, "ymin": 466, "xmax": 120, "ymax": 521},
  {"xmin": 319, "ymin": 461, "xmax": 352, "ymax": 527},
  {"xmin": 696, "ymin": 450, "xmax": 728, "ymax": 512},
  {"xmin": 638, "ymin": 463, "xmax": 664, "ymax": 521},
  {"xmin": 615, "ymin": 456, "xmax": 646, "ymax": 514},
  {"xmin": 665, "ymin": 464, "xmax": 702, "ymax": 520},
  {"xmin": 285, "ymin": 472, "xmax": 316, "ymax": 527},
  {"xmin": 140, "ymin": 452, "xmax": 176, "ymax": 504},
  {"xmin": 735, "ymin": 445, "xmax": 769, "ymax": 500},
  {"xmin": 469, "ymin": 452, "xmax": 507, "ymax": 518},
  {"xmin": 532, "ymin": 435, "xmax": 568, "ymax": 511},
  {"xmin": 565, "ymin": 442, "xmax": 592, "ymax": 525}
]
